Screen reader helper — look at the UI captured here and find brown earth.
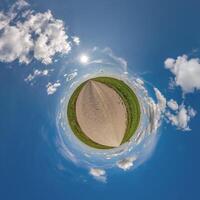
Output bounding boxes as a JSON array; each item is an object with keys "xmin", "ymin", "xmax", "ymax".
[{"xmin": 76, "ymin": 80, "xmax": 127, "ymax": 147}]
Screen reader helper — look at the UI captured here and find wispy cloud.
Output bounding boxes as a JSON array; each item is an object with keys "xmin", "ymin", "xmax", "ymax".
[
  {"xmin": 154, "ymin": 87, "xmax": 167, "ymax": 112},
  {"xmin": 25, "ymin": 69, "xmax": 49, "ymax": 82},
  {"xmin": 64, "ymin": 71, "xmax": 78, "ymax": 82},
  {"xmin": 102, "ymin": 47, "xmax": 128, "ymax": 72}
]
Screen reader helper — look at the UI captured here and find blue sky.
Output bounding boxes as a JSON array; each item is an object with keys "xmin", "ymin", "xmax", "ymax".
[{"xmin": 0, "ymin": 0, "xmax": 200, "ymax": 200}]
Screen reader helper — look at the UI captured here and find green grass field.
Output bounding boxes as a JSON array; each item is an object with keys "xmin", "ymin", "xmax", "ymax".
[{"xmin": 67, "ymin": 76, "xmax": 141, "ymax": 149}]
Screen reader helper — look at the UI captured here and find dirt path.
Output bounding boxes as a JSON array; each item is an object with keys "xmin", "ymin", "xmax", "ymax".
[{"xmin": 76, "ymin": 80, "xmax": 127, "ymax": 147}]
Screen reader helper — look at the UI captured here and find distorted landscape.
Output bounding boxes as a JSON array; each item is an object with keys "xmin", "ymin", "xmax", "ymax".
[{"xmin": 0, "ymin": 0, "xmax": 200, "ymax": 200}]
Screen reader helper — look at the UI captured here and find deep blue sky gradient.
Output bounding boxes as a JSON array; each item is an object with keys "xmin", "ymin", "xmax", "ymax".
[{"xmin": 0, "ymin": 0, "xmax": 200, "ymax": 199}]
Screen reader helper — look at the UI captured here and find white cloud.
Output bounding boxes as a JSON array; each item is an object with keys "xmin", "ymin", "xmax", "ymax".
[
  {"xmin": 136, "ymin": 78, "xmax": 144, "ymax": 85},
  {"xmin": 103, "ymin": 47, "xmax": 128, "ymax": 72},
  {"xmin": 0, "ymin": 1, "xmax": 71, "ymax": 65},
  {"xmin": 89, "ymin": 168, "xmax": 107, "ymax": 182},
  {"xmin": 154, "ymin": 87, "xmax": 166, "ymax": 112},
  {"xmin": 165, "ymin": 104, "xmax": 196, "ymax": 131},
  {"xmin": 27, "ymin": 10, "xmax": 71, "ymax": 64},
  {"xmin": 162, "ymin": 55, "xmax": 198, "ymax": 129},
  {"xmin": 72, "ymin": 36, "xmax": 80, "ymax": 45},
  {"xmin": 5, "ymin": 0, "xmax": 30, "ymax": 24},
  {"xmin": 117, "ymin": 156, "xmax": 137, "ymax": 171},
  {"xmin": 136, "ymin": 86, "xmax": 166, "ymax": 134},
  {"xmin": 65, "ymin": 71, "xmax": 78, "ymax": 82},
  {"xmin": 137, "ymin": 79, "xmax": 196, "ymax": 132},
  {"xmin": 167, "ymin": 99, "xmax": 178, "ymax": 111},
  {"xmin": 10, "ymin": 0, "xmax": 29, "ymax": 12},
  {"xmin": 0, "ymin": 12, "xmax": 9, "ymax": 30},
  {"xmin": 0, "ymin": 25, "xmax": 33, "ymax": 63},
  {"xmin": 188, "ymin": 107, "xmax": 197, "ymax": 117},
  {"xmin": 25, "ymin": 69, "xmax": 49, "ymax": 82},
  {"xmin": 164, "ymin": 55, "xmax": 200, "ymax": 93},
  {"xmin": 46, "ymin": 81, "xmax": 61, "ymax": 95},
  {"xmin": 153, "ymin": 87, "xmax": 196, "ymax": 131}
]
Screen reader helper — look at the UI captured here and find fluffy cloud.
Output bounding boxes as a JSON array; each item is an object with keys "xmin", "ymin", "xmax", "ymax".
[
  {"xmin": 167, "ymin": 99, "xmax": 179, "ymax": 111},
  {"xmin": 153, "ymin": 88, "xmax": 196, "ymax": 131},
  {"xmin": 0, "ymin": 25, "xmax": 33, "ymax": 63},
  {"xmin": 0, "ymin": 12, "xmax": 10, "ymax": 30},
  {"xmin": 117, "ymin": 156, "xmax": 137, "ymax": 171},
  {"xmin": 89, "ymin": 168, "xmax": 107, "ymax": 182},
  {"xmin": 0, "ymin": 0, "xmax": 71, "ymax": 65},
  {"xmin": 164, "ymin": 55, "xmax": 200, "ymax": 93},
  {"xmin": 166, "ymin": 104, "xmax": 196, "ymax": 131},
  {"xmin": 46, "ymin": 81, "xmax": 61, "ymax": 95},
  {"xmin": 72, "ymin": 36, "xmax": 80, "ymax": 45}
]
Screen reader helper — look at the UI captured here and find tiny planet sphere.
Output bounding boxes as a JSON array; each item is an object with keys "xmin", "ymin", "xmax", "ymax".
[{"xmin": 67, "ymin": 77, "xmax": 141, "ymax": 149}]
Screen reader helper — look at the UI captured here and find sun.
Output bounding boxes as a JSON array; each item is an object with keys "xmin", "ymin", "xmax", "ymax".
[{"xmin": 79, "ymin": 54, "xmax": 89, "ymax": 64}]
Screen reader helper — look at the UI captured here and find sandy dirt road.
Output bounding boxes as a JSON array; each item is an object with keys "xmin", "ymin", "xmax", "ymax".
[{"xmin": 76, "ymin": 80, "xmax": 127, "ymax": 147}]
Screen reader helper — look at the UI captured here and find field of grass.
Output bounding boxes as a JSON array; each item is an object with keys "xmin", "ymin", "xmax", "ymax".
[{"xmin": 67, "ymin": 76, "xmax": 141, "ymax": 149}]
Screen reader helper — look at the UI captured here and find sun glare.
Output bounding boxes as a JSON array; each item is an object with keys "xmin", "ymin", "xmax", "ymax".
[{"xmin": 79, "ymin": 54, "xmax": 89, "ymax": 64}]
